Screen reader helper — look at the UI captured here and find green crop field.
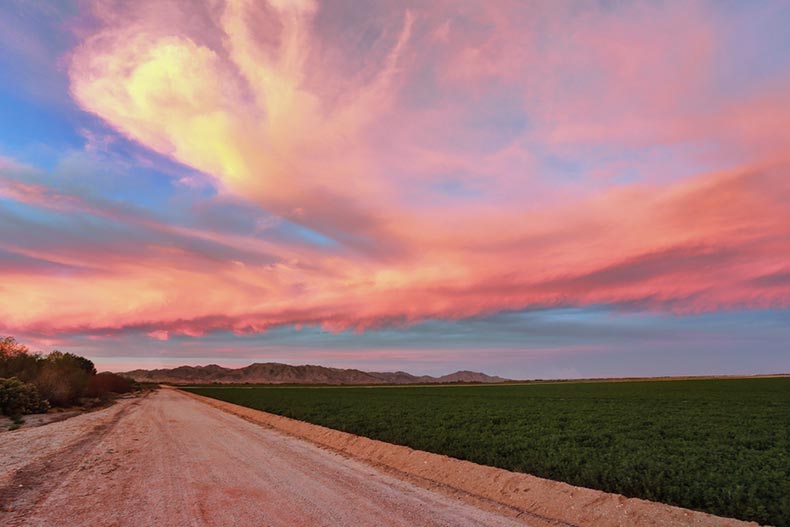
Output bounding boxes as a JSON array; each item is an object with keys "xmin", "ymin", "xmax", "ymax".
[{"xmin": 184, "ymin": 378, "xmax": 790, "ymax": 526}]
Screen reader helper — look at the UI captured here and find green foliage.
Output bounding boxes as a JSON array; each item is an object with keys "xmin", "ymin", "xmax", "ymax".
[
  {"xmin": 0, "ymin": 377, "xmax": 49, "ymax": 417},
  {"xmin": 0, "ymin": 336, "xmax": 109, "ymax": 410},
  {"xmin": 187, "ymin": 378, "xmax": 790, "ymax": 527}
]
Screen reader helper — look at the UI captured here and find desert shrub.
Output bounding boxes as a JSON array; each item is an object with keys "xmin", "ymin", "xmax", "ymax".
[
  {"xmin": 0, "ymin": 337, "xmax": 118, "ymax": 408},
  {"xmin": 35, "ymin": 367, "xmax": 88, "ymax": 407},
  {"xmin": 35, "ymin": 351, "xmax": 95, "ymax": 407},
  {"xmin": 86, "ymin": 372, "xmax": 133, "ymax": 397},
  {"xmin": 45, "ymin": 350, "xmax": 96, "ymax": 375},
  {"xmin": 0, "ymin": 337, "xmax": 42, "ymax": 382},
  {"xmin": 0, "ymin": 377, "xmax": 49, "ymax": 417}
]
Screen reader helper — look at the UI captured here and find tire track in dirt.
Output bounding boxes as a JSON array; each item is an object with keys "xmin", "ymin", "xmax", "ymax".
[{"xmin": 0, "ymin": 394, "xmax": 145, "ymax": 524}]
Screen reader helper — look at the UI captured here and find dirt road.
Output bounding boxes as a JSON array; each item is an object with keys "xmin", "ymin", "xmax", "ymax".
[{"xmin": 0, "ymin": 389, "xmax": 533, "ymax": 527}]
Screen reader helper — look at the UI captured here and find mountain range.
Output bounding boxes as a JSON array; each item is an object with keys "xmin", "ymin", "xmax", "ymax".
[{"xmin": 123, "ymin": 362, "xmax": 508, "ymax": 385}]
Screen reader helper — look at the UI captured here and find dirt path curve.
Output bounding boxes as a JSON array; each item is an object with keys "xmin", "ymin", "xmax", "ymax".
[{"xmin": 0, "ymin": 388, "xmax": 532, "ymax": 527}]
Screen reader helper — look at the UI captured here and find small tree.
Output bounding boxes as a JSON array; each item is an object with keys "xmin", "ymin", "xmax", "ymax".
[
  {"xmin": 0, "ymin": 337, "xmax": 41, "ymax": 382},
  {"xmin": 0, "ymin": 336, "xmax": 27, "ymax": 359},
  {"xmin": 45, "ymin": 351, "xmax": 96, "ymax": 375},
  {"xmin": 35, "ymin": 351, "xmax": 95, "ymax": 406}
]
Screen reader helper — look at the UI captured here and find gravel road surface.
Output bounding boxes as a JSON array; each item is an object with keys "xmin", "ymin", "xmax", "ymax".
[{"xmin": 0, "ymin": 389, "xmax": 532, "ymax": 527}]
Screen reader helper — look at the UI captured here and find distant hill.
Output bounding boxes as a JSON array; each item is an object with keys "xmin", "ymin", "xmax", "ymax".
[{"xmin": 122, "ymin": 362, "xmax": 508, "ymax": 385}]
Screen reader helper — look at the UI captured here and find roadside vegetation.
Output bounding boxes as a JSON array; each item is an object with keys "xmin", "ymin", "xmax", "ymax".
[
  {"xmin": 0, "ymin": 336, "xmax": 134, "ymax": 428},
  {"xmin": 186, "ymin": 378, "xmax": 790, "ymax": 527}
]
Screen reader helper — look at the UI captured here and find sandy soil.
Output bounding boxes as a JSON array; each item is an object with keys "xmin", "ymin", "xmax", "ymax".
[
  {"xmin": 0, "ymin": 388, "xmax": 534, "ymax": 527},
  {"xmin": 0, "ymin": 410, "xmax": 81, "ymax": 432},
  {"xmin": 0, "ymin": 395, "xmax": 140, "ymax": 433}
]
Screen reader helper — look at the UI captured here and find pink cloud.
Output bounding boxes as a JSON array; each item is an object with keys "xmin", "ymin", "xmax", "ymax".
[
  {"xmin": 147, "ymin": 330, "xmax": 170, "ymax": 341},
  {"xmin": 1, "ymin": 1, "xmax": 787, "ymax": 339},
  {"xmin": 2, "ymin": 161, "xmax": 787, "ymax": 337}
]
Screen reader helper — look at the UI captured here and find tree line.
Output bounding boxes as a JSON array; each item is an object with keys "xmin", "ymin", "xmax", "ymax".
[{"xmin": 0, "ymin": 336, "xmax": 134, "ymax": 421}]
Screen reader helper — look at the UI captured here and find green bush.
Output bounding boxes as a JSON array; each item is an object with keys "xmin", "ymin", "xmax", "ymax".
[
  {"xmin": 0, "ymin": 377, "xmax": 49, "ymax": 417},
  {"xmin": 1, "ymin": 336, "xmax": 127, "ymax": 410}
]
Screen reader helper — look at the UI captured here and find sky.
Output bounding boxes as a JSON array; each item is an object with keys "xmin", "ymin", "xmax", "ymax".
[{"xmin": 0, "ymin": 0, "xmax": 788, "ymax": 378}]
